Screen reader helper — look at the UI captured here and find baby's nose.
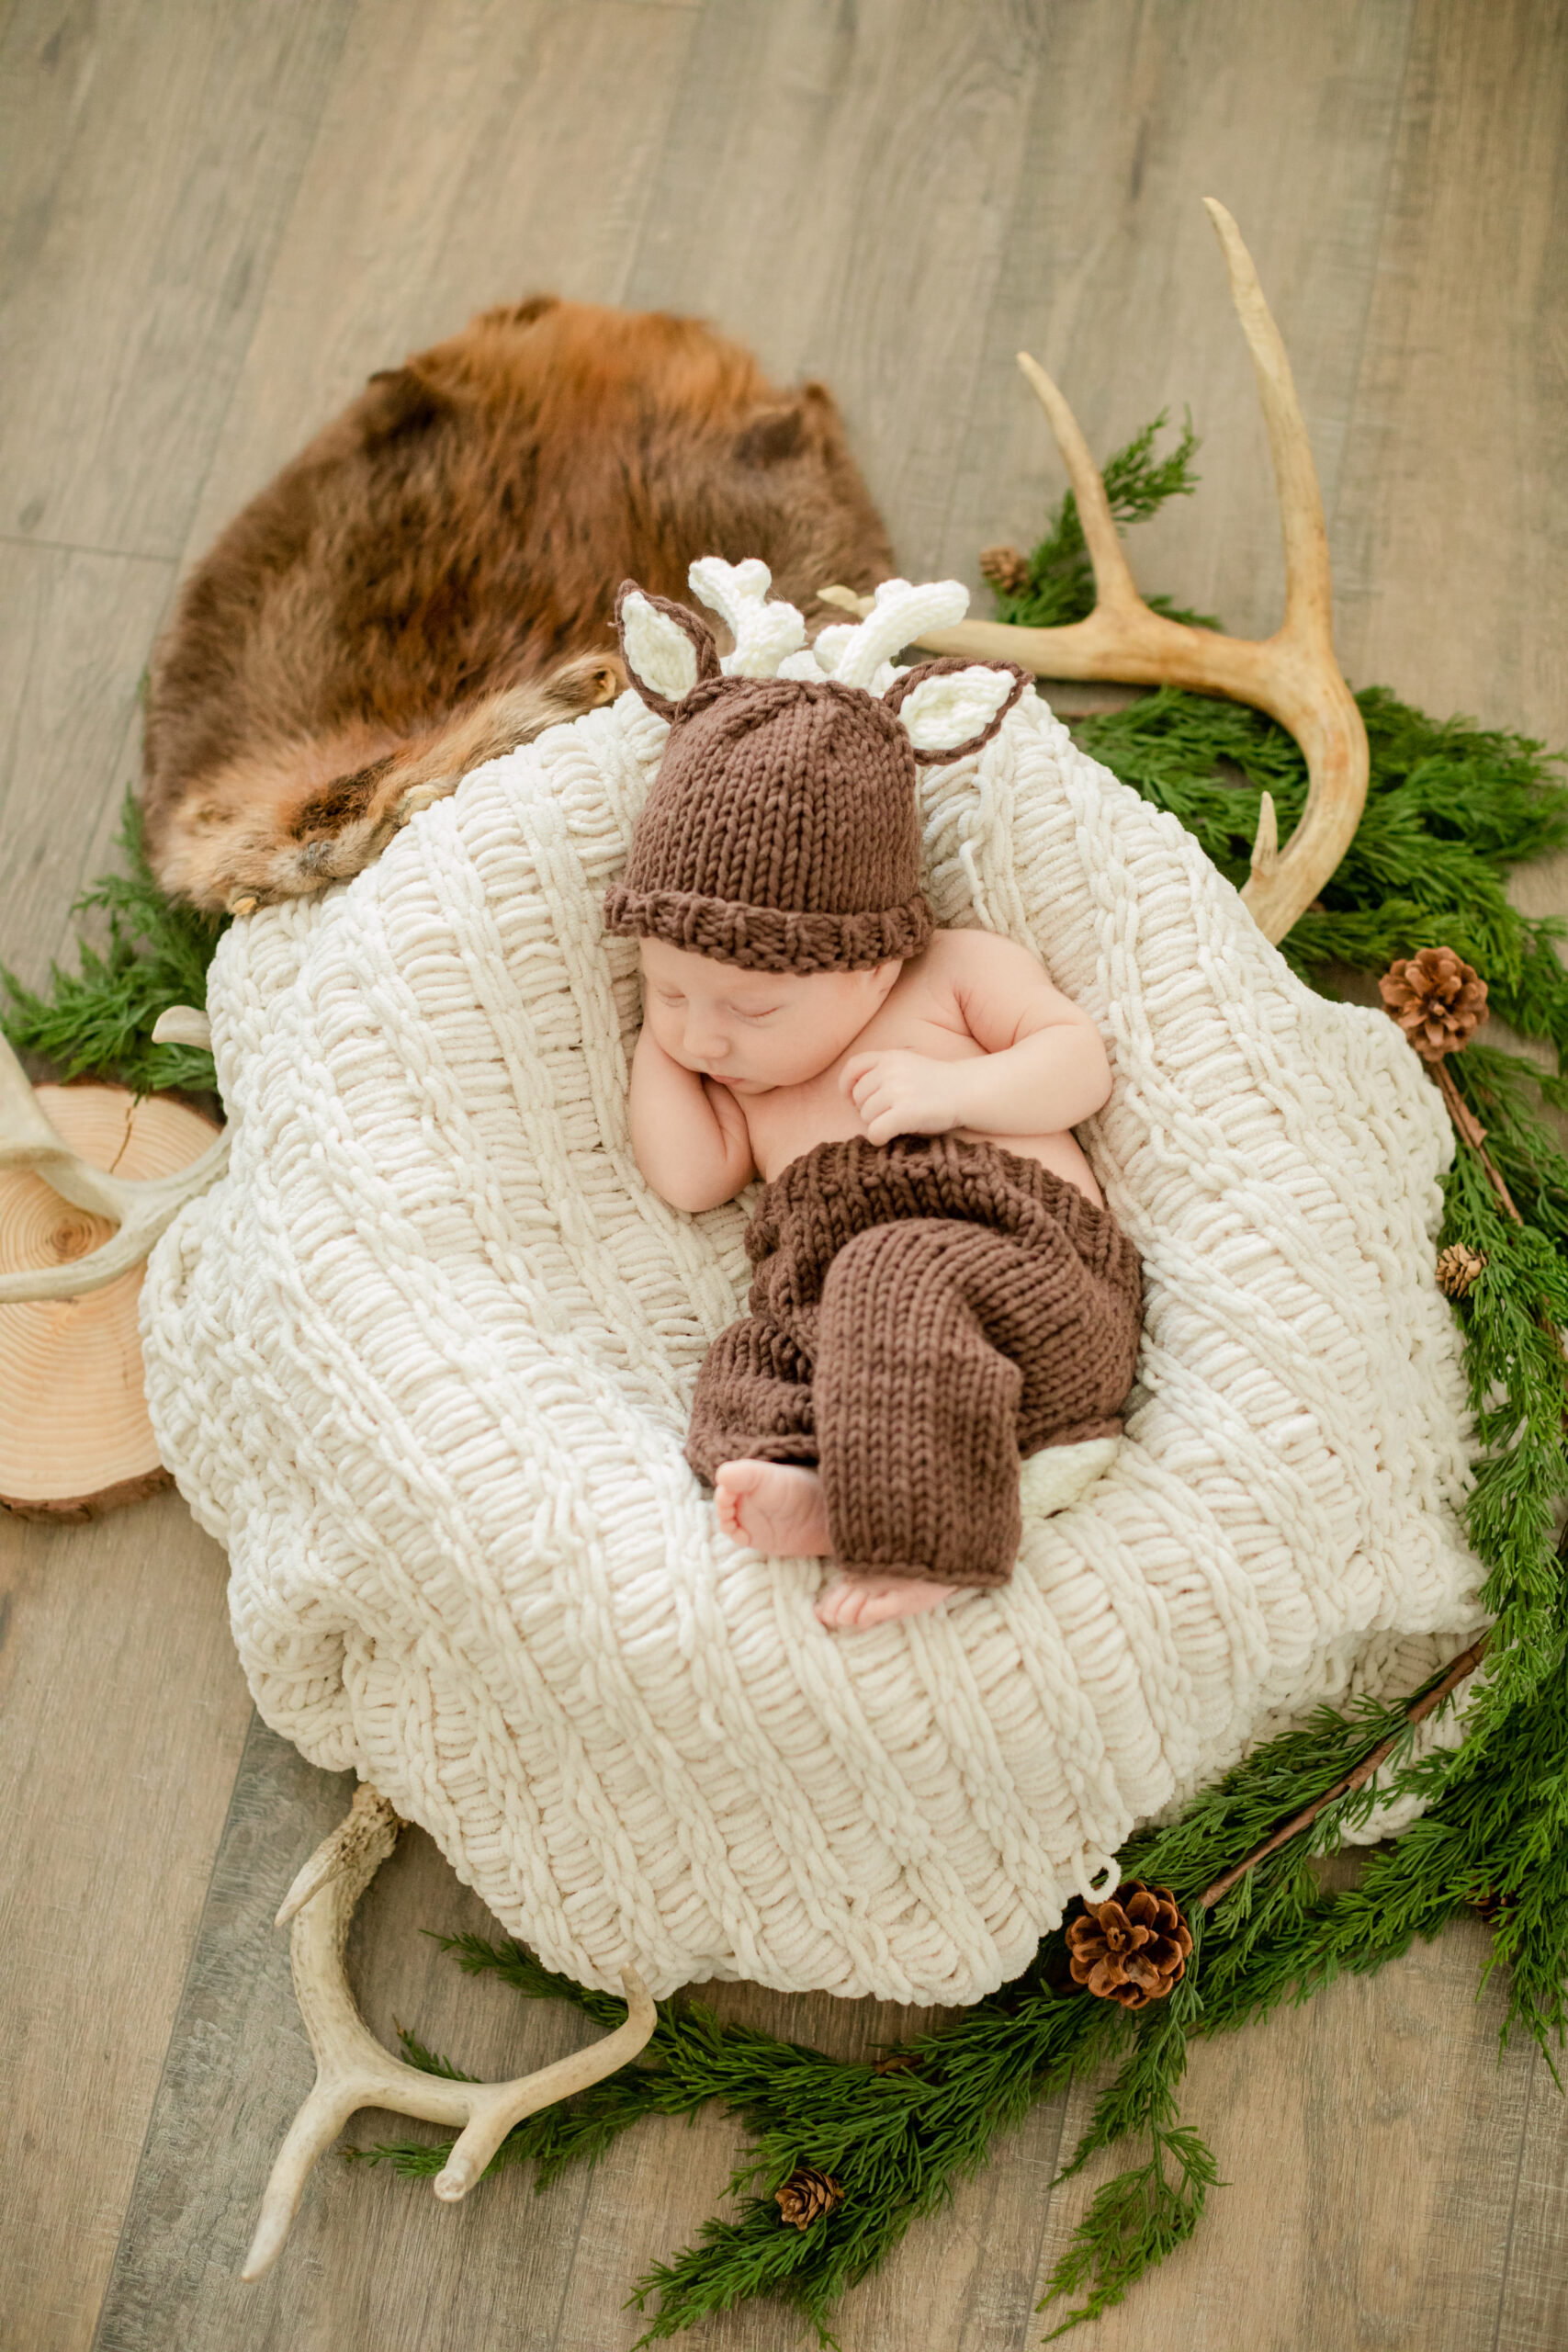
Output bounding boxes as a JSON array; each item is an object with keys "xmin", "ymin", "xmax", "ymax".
[{"xmin": 687, "ymin": 1017, "xmax": 730, "ymax": 1063}]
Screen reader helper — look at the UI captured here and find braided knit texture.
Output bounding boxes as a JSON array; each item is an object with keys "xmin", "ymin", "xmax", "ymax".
[{"xmin": 140, "ymin": 666, "xmax": 1486, "ymax": 2005}]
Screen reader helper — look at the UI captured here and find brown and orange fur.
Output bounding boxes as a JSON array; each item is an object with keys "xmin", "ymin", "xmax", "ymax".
[{"xmin": 141, "ymin": 298, "xmax": 894, "ymax": 911}]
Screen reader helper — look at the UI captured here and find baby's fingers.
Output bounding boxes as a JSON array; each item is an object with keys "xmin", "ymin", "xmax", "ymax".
[{"xmin": 840, "ymin": 1052, "xmax": 879, "ymax": 1099}]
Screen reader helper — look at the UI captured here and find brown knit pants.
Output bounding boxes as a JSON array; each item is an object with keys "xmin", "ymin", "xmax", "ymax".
[{"xmin": 686, "ymin": 1135, "xmax": 1143, "ymax": 1588}]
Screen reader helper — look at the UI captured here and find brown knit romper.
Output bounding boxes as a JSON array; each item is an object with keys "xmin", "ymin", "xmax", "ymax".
[
  {"xmin": 604, "ymin": 581, "xmax": 1145, "ymax": 1590},
  {"xmin": 686, "ymin": 1134, "xmax": 1143, "ymax": 1587}
]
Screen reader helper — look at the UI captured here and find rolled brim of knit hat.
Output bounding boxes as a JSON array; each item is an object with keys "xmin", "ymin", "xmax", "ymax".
[{"xmin": 602, "ymin": 882, "xmax": 932, "ymax": 973}]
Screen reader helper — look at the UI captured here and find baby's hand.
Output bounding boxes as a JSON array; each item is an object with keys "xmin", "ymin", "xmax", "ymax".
[{"xmin": 840, "ymin": 1050, "xmax": 965, "ymax": 1146}]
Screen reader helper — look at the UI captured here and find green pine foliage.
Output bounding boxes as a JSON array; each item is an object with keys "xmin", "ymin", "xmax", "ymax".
[
  {"xmin": 0, "ymin": 795, "xmax": 222, "ymax": 1097},
  {"xmin": 11, "ymin": 416, "xmax": 1568, "ymax": 2342},
  {"xmin": 987, "ymin": 410, "xmax": 1219, "ymax": 632},
  {"xmin": 1077, "ymin": 686, "xmax": 1568, "ymax": 1059}
]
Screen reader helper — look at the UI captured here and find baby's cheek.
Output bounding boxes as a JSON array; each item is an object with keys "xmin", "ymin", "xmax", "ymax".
[{"xmin": 647, "ymin": 1009, "xmax": 684, "ymax": 1060}]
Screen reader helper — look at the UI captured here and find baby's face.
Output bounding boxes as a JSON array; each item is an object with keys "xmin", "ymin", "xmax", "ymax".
[{"xmin": 638, "ymin": 937, "xmax": 899, "ymax": 1093}]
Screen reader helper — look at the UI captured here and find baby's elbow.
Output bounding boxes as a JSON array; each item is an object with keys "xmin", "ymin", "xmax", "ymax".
[
  {"xmin": 640, "ymin": 1159, "xmax": 709, "ymax": 1214},
  {"xmin": 1068, "ymin": 1023, "xmax": 1114, "ymax": 1122},
  {"xmin": 645, "ymin": 1157, "xmax": 746, "ymax": 1216},
  {"xmin": 661, "ymin": 1174, "xmax": 730, "ymax": 1215}
]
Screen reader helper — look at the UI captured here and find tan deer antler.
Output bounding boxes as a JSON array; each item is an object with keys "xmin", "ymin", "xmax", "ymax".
[
  {"xmin": 243, "ymin": 1784, "xmax": 658, "ymax": 2282},
  {"xmin": 0, "ymin": 1021, "xmax": 229, "ymax": 1302},
  {"xmin": 821, "ymin": 199, "xmax": 1368, "ymax": 943}
]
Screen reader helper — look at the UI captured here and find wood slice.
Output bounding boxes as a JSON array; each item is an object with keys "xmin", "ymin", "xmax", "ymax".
[{"xmin": 0, "ymin": 1084, "xmax": 220, "ymax": 1519}]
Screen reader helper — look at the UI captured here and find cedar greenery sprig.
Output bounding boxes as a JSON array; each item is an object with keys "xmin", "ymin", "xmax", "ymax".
[
  {"xmin": 1036, "ymin": 1928, "xmax": 1216, "ymax": 2340},
  {"xmin": 987, "ymin": 409, "xmax": 1218, "ymax": 633},
  {"xmin": 363, "ymin": 1929, "xmax": 1137, "ymax": 2344},
  {"xmin": 0, "ymin": 795, "xmax": 223, "ymax": 1097},
  {"xmin": 1075, "ymin": 686, "xmax": 1568, "ymax": 1056}
]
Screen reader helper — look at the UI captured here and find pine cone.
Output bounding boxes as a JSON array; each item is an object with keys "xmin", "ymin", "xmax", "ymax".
[
  {"xmin": 1472, "ymin": 1887, "xmax": 1517, "ymax": 1927},
  {"xmin": 979, "ymin": 542, "xmax": 1031, "ymax": 595},
  {"xmin": 1378, "ymin": 947, "xmax": 1488, "ymax": 1061},
  {"xmin": 1066, "ymin": 1882, "xmax": 1193, "ymax": 2010},
  {"xmin": 1436, "ymin": 1242, "xmax": 1488, "ymax": 1298},
  {"xmin": 774, "ymin": 2165, "xmax": 843, "ymax": 2229}
]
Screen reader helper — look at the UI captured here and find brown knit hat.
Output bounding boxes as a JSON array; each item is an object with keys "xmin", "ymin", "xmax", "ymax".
[{"xmin": 604, "ymin": 583, "xmax": 1027, "ymax": 974}]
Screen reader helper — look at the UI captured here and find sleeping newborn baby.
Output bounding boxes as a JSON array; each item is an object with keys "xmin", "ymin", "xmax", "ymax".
[{"xmin": 606, "ymin": 584, "xmax": 1143, "ymax": 1630}]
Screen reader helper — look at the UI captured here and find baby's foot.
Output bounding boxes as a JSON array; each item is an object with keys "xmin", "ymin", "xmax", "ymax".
[
  {"xmin": 815, "ymin": 1575, "xmax": 959, "ymax": 1630},
  {"xmin": 715, "ymin": 1460, "xmax": 833, "ymax": 1555}
]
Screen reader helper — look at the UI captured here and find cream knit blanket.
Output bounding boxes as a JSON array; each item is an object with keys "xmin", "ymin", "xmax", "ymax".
[{"xmin": 141, "ymin": 578, "xmax": 1486, "ymax": 2004}]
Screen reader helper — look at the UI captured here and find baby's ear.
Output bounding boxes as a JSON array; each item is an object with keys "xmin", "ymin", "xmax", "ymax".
[
  {"xmin": 882, "ymin": 658, "xmax": 1029, "ymax": 764},
  {"xmin": 615, "ymin": 583, "xmax": 721, "ymax": 720}
]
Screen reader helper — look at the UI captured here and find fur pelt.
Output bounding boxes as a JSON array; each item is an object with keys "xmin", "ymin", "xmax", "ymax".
[{"xmin": 141, "ymin": 296, "xmax": 894, "ymax": 911}]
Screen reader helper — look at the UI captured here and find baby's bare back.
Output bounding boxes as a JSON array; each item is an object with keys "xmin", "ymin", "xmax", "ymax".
[{"xmin": 730, "ymin": 930, "xmax": 1106, "ymax": 1202}]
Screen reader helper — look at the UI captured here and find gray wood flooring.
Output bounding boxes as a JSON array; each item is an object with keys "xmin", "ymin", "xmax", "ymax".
[{"xmin": 2, "ymin": 5, "xmax": 1565, "ymax": 2348}]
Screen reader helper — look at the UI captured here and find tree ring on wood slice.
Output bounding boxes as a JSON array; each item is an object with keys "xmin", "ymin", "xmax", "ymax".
[{"xmin": 0, "ymin": 1084, "xmax": 220, "ymax": 1518}]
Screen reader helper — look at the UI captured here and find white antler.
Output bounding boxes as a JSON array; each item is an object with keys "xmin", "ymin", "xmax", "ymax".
[
  {"xmin": 243, "ymin": 1784, "xmax": 658, "ymax": 2282},
  {"xmin": 820, "ymin": 200, "xmax": 1368, "ymax": 944},
  {"xmin": 688, "ymin": 557, "xmax": 807, "ymax": 676},
  {"xmin": 0, "ymin": 1024, "xmax": 229, "ymax": 1302}
]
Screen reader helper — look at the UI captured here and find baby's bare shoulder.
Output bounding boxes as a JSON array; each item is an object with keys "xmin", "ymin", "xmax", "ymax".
[
  {"xmin": 923, "ymin": 927, "xmax": 1052, "ymax": 989},
  {"xmin": 922, "ymin": 927, "xmax": 1094, "ymax": 1046}
]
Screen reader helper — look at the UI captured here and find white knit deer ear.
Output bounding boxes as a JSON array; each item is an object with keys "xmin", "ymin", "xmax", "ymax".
[
  {"xmin": 615, "ymin": 582, "xmax": 721, "ymax": 720},
  {"xmin": 882, "ymin": 657, "xmax": 1030, "ymax": 764}
]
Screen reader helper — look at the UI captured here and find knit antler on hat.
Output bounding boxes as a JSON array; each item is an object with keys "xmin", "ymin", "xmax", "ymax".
[
  {"xmin": 687, "ymin": 558, "xmax": 807, "ymax": 678},
  {"xmin": 820, "ymin": 577, "xmax": 972, "ymax": 690},
  {"xmin": 815, "ymin": 577, "xmax": 1028, "ymax": 757}
]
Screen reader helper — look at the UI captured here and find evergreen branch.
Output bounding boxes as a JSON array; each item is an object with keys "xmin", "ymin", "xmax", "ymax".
[
  {"xmin": 1037, "ymin": 1931, "xmax": 1214, "ymax": 2338},
  {"xmin": 988, "ymin": 413, "xmax": 1219, "ymax": 632},
  {"xmin": 1037, "ymin": 2122, "xmax": 1220, "ymax": 2340},
  {"xmin": 394, "ymin": 2026, "xmax": 477, "ymax": 2081},
  {"xmin": 0, "ymin": 794, "xmax": 223, "ymax": 1097},
  {"xmin": 1198, "ymin": 1634, "xmax": 1491, "ymax": 1909}
]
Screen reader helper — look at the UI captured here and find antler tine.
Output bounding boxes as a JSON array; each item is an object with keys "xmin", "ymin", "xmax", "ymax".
[
  {"xmin": 1201, "ymin": 198, "xmax": 1329, "ymax": 651},
  {"xmin": 0, "ymin": 1023, "xmax": 230, "ymax": 1302},
  {"xmin": 820, "ymin": 201, "xmax": 1369, "ymax": 944},
  {"xmin": 243, "ymin": 1787, "xmax": 658, "ymax": 2282},
  {"xmin": 1013, "ymin": 352, "xmax": 1142, "ymax": 619},
  {"xmin": 0, "ymin": 1030, "xmax": 125, "ymax": 1217},
  {"xmin": 275, "ymin": 1780, "xmax": 403, "ymax": 1927}
]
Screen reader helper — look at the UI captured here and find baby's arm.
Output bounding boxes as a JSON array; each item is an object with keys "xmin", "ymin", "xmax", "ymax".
[
  {"xmin": 628, "ymin": 1023, "xmax": 756, "ymax": 1211},
  {"xmin": 843, "ymin": 931, "xmax": 1111, "ymax": 1143}
]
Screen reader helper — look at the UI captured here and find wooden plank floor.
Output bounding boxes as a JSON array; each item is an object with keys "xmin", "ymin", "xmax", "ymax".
[{"xmin": 2, "ymin": 4, "xmax": 1565, "ymax": 2347}]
